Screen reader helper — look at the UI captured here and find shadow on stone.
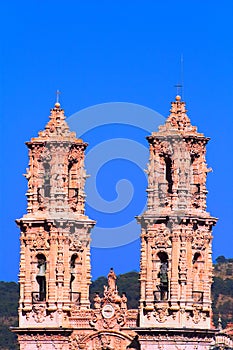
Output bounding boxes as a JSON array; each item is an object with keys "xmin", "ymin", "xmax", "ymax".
[{"xmin": 127, "ymin": 335, "xmax": 141, "ymax": 349}]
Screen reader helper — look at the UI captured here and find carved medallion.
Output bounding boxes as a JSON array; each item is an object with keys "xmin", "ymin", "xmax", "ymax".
[{"xmin": 102, "ymin": 304, "xmax": 115, "ymax": 319}]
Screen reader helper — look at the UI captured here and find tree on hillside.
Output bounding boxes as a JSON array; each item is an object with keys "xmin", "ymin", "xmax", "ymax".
[{"xmin": 216, "ymin": 256, "xmax": 227, "ymax": 264}]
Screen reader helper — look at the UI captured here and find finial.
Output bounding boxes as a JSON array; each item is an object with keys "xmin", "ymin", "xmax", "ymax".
[
  {"xmin": 174, "ymin": 54, "xmax": 184, "ymax": 100},
  {"xmin": 174, "ymin": 84, "xmax": 182, "ymax": 98},
  {"xmin": 218, "ymin": 314, "xmax": 223, "ymax": 331},
  {"xmin": 55, "ymin": 90, "xmax": 61, "ymax": 108}
]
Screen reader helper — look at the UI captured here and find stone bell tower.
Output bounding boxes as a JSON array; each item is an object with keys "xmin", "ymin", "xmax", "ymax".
[
  {"xmin": 14, "ymin": 100, "xmax": 95, "ymax": 349},
  {"xmin": 137, "ymin": 95, "xmax": 217, "ymax": 349}
]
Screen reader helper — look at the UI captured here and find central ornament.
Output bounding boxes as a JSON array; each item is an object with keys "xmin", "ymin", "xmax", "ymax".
[{"xmin": 102, "ymin": 304, "xmax": 115, "ymax": 319}]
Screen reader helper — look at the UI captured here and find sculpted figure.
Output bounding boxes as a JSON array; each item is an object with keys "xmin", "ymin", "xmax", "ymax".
[
  {"xmin": 107, "ymin": 268, "xmax": 117, "ymax": 291},
  {"xmin": 93, "ymin": 292, "xmax": 102, "ymax": 309},
  {"xmin": 121, "ymin": 292, "xmax": 128, "ymax": 310}
]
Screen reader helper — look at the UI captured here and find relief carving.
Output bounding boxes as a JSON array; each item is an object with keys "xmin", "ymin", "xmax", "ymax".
[
  {"xmin": 96, "ymin": 335, "xmax": 114, "ymax": 350},
  {"xmin": 192, "ymin": 306, "xmax": 201, "ymax": 324},
  {"xmin": 179, "ymin": 249, "xmax": 187, "ymax": 280},
  {"xmin": 70, "ymin": 240, "xmax": 83, "ymax": 253},
  {"xmin": 32, "ymin": 227, "xmax": 49, "ymax": 250},
  {"xmin": 68, "ymin": 146, "xmax": 84, "ymax": 163},
  {"xmin": 154, "ymin": 305, "xmax": 168, "ymax": 323},
  {"xmin": 192, "ymin": 227, "xmax": 209, "ymax": 250},
  {"xmin": 32, "ymin": 304, "xmax": 46, "ymax": 323},
  {"xmin": 89, "ymin": 269, "xmax": 129, "ymax": 330},
  {"xmin": 153, "ymin": 225, "xmax": 171, "ymax": 248}
]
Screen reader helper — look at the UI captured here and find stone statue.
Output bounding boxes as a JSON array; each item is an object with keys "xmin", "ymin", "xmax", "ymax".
[
  {"xmin": 93, "ymin": 292, "xmax": 102, "ymax": 309},
  {"xmin": 121, "ymin": 292, "xmax": 128, "ymax": 310},
  {"xmin": 108, "ymin": 268, "xmax": 117, "ymax": 291}
]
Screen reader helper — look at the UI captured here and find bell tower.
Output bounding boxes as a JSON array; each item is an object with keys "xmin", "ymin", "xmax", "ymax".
[
  {"xmin": 137, "ymin": 96, "xmax": 217, "ymax": 349},
  {"xmin": 15, "ymin": 101, "xmax": 95, "ymax": 349}
]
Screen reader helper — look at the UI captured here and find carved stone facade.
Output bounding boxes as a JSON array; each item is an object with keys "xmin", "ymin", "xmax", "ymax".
[
  {"xmin": 137, "ymin": 95, "xmax": 217, "ymax": 348},
  {"xmin": 14, "ymin": 96, "xmax": 218, "ymax": 349},
  {"xmin": 13, "ymin": 101, "xmax": 138, "ymax": 350},
  {"xmin": 14, "ymin": 101, "xmax": 95, "ymax": 346},
  {"xmin": 69, "ymin": 269, "xmax": 139, "ymax": 349}
]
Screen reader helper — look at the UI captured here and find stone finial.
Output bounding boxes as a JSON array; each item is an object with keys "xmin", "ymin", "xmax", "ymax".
[
  {"xmin": 165, "ymin": 96, "xmax": 191, "ymax": 131},
  {"xmin": 54, "ymin": 101, "xmax": 61, "ymax": 109},
  {"xmin": 157, "ymin": 96, "xmax": 198, "ymax": 133}
]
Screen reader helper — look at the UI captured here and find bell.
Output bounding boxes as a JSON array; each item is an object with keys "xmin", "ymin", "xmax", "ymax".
[{"xmin": 37, "ymin": 262, "xmax": 46, "ymax": 276}]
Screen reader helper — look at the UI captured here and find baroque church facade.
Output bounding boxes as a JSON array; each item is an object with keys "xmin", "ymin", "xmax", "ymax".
[{"xmin": 13, "ymin": 96, "xmax": 225, "ymax": 349}]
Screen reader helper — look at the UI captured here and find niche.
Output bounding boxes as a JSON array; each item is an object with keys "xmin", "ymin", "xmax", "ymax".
[
  {"xmin": 157, "ymin": 251, "xmax": 169, "ymax": 300},
  {"xmin": 165, "ymin": 156, "xmax": 173, "ymax": 194},
  {"xmin": 70, "ymin": 253, "xmax": 81, "ymax": 304},
  {"xmin": 192, "ymin": 252, "xmax": 204, "ymax": 302},
  {"xmin": 43, "ymin": 162, "xmax": 51, "ymax": 197},
  {"xmin": 36, "ymin": 254, "xmax": 46, "ymax": 301},
  {"xmin": 68, "ymin": 162, "xmax": 79, "ymax": 209},
  {"xmin": 70, "ymin": 253, "xmax": 78, "ymax": 292}
]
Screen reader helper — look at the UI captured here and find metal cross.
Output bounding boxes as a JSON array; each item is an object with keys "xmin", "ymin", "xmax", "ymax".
[
  {"xmin": 174, "ymin": 84, "xmax": 182, "ymax": 96},
  {"xmin": 56, "ymin": 90, "xmax": 61, "ymax": 103}
]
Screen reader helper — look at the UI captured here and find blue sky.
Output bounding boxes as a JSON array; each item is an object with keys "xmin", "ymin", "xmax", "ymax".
[{"xmin": 0, "ymin": 1, "xmax": 233, "ymax": 281}]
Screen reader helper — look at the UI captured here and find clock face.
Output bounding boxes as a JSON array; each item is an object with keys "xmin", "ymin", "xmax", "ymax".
[{"xmin": 102, "ymin": 304, "xmax": 115, "ymax": 319}]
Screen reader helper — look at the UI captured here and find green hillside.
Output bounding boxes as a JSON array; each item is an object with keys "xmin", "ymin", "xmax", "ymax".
[{"xmin": 0, "ymin": 282, "xmax": 19, "ymax": 350}]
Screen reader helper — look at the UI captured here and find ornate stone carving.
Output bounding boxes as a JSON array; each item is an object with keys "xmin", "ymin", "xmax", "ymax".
[
  {"xmin": 97, "ymin": 334, "xmax": 114, "ymax": 350},
  {"xmin": 89, "ymin": 269, "xmax": 129, "ymax": 331},
  {"xmin": 40, "ymin": 145, "xmax": 52, "ymax": 162},
  {"xmin": 137, "ymin": 95, "xmax": 217, "ymax": 337},
  {"xmin": 153, "ymin": 224, "xmax": 171, "ymax": 248},
  {"xmin": 15, "ymin": 96, "xmax": 218, "ymax": 349},
  {"xmin": 192, "ymin": 228, "xmax": 205, "ymax": 250},
  {"xmin": 70, "ymin": 234, "xmax": 83, "ymax": 251},
  {"xmin": 16, "ymin": 101, "xmax": 96, "ymax": 350},
  {"xmin": 154, "ymin": 305, "xmax": 168, "ymax": 323},
  {"xmin": 68, "ymin": 146, "xmax": 84, "ymax": 163},
  {"xmin": 32, "ymin": 304, "xmax": 46, "ymax": 323},
  {"xmin": 56, "ymin": 252, "xmax": 64, "ymax": 283},
  {"xmin": 32, "ymin": 227, "xmax": 49, "ymax": 250},
  {"xmin": 193, "ymin": 306, "xmax": 201, "ymax": 324},
  {"xmin": 93, "ymin": 293, "xmax": 102, "ymax": 309},
  {"xmin": 179, "ymin": 249, "xmax": 187, "ymax": 281}
]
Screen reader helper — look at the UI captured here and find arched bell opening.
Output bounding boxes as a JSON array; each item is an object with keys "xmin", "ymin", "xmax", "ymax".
[
  {"xmin": 154, "ymin": 251, "xmax": 169, "ymax": 301},
  {"xmin": 32, "ymin": 253, "xmax": 46, "ymax": 302},
  {"xmin": 192, "ymin": 252, "xmax": 204, "ymax": 303},
  {"xmin": 70, "ymin": 253, "xmax": 80, "ymax": 305},
  {"xmin": 70, "ymin": 253, "xmax": 77, "ymax": 290},
  {"xmin": 165, "ymin": 155, "xmax": 173, "ymax": 194}
]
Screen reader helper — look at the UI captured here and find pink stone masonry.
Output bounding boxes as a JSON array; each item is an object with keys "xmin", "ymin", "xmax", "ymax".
[{"xmin": 14, "ymin": 96, "xmax": 218, "ymax": 349}]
